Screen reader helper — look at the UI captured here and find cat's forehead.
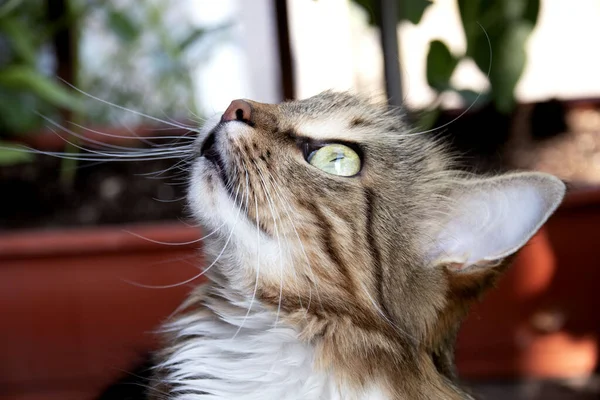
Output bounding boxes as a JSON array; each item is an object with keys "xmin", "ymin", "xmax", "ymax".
[{"xmin": 277, "ymin": 92, "xmax": 396, "ymax": 141}]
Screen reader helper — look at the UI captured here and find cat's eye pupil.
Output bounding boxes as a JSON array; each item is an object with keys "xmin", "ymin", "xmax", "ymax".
[
  {"xmin": 331, "ymin": 153, "xmax": 344, "ymax": 162},
  {"xmin": 306, "ymin": 143, "xmax": 361, "ymax": 177}
]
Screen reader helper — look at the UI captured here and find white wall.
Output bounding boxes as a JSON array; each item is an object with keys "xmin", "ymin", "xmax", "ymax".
[
  {"xmin": 285, "ymin": 0, "xmax": 600, "ymax": 108},
  {"xmin": 189, "ymin": 0, "xmax": 282, "ymax": 116}
]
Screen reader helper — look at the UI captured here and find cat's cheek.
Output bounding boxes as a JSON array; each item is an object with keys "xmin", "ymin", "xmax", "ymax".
[{"xmin": 187, "ymin": 160, "xmax": 224, "ymax": 229}]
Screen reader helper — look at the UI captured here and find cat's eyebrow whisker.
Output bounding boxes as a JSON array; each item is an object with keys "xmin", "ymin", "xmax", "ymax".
[
  {"xmin": 123, "ymin": 184, "xmax": 244, "ymax": 289},
  {"xmin": 407, "ymin": 23, "xmax": 491, "ymax": 137},
  {"xmin": 60, "ymin": 79, "xmax": 200, "ymax": 132}
]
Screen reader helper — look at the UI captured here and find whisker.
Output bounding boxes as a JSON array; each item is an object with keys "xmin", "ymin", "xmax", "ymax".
[
  {"xmin": 39, "ymin": 115, "xmax": 190, "ymax": 154},
  {"xmin": 152, "ymin": 195, "xmax": 188, "ymax": 203},
  {"xmin": 0, "ymin": 143, "xmax": 191, "ymax": 162},
  {"xmin": 122, "ymin": 221, "xmax": 224, "ymax": 246},
  {"xmin": 67, "ymin": 121, "xmax": 197, "ymax": 145},
  {"xmin": 231, "ymin": 171, "xmax": 259, "ymax": 340},
  {"xmin": 60, "ymin": 79, "xmax": 199, "ymax": 132},
  {"xmin": 43, "ymin": 127, "xmax": 193, "ymax": 159},
  {"xmin": 123, "ymin": 184, "xmax": 244, "ymax": 289},
  {"xmin": 262, "ymin": 169, "xmax": 324, "ymax": 315},
  {"xmin": 252, "ymin": 162, "xmax": 284, "ymax": 327},
  {"xmin": 140, "ymin": 158, "xmax": 193, "ymax": 179}
]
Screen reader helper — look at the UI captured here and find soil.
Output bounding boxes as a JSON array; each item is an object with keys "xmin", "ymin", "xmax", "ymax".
[{"xmin": 0, "ymin": 147, "xmax": 189, "ymax": 231}]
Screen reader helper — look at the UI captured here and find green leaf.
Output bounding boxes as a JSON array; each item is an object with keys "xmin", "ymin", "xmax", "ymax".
[
  {"xmin": 0, "ymin": 142, "xmax": 34, "ymax": 165},
  {"xmin": 426, "ymin": 40, "xmax": 459, "ymax": 92},
  {"xmin": 0, "ymin": 90, "xmax": 44, "ymax": 133},
  {"xmin": 178, "ymin": 27, "xmax": 207, "ymax": 52},
  {"xmin": 0, "ymin": 0, "xmax": 24, "ymax": 18},
  {"xmin": 350, "ymin": 0, "xmax": 432, "ymax": 25},
  {"xmin": 403, "ymin": 0, "xmax": 433, "ymax": 25},
  {"xmin": 457, "ymin": 0, "xmax": 539, "ymax": 113},
  {"xmin": 0, "ymin": 66, "xmax": 84, "ymax": 111},
  {"xmin": 488, "ymin": 23, "xmax": 533, "ymax": 113},
  {"xmin": 0, "ymin": 18, "xmax": 38, "ymax": 65},
  {"xmin": 351, "ymin": 0, "xmax": 377, "ymax": 25},
  {"xmin": 106, "ymin": 9, "xmax": 139, "ymax": 42},
  {"xmin": 457, "ymin": 0, "xmax": 481, "ymax": 58},
  {"xmin": 523, "ymin": 0, "xmax": 540, "ymax": 26}
]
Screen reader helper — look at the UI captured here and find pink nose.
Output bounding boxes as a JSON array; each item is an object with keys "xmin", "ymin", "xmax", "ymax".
[{"xmin": 221, "ymin": 99, "xmax": 252, "ymax": 124}]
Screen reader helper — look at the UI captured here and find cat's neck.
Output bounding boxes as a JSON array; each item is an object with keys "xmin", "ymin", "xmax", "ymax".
[{"xmin": 152, "ymin": 276, "xmax": 471, "ymax": 400}]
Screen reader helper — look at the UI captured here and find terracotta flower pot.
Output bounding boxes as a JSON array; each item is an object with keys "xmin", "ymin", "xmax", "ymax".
[
  {"xmin": 0, "ymin": 222, "xmax": 199, "ymax": 400},
  {"xmin": 3, "ymin": 189, "xmax": 600, "ymax": 399}
]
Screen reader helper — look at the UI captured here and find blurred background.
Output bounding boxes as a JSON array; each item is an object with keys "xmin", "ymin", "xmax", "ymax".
[{"xmin": 1, "ymin": 0, "xmax": 599, "ymax": 399}]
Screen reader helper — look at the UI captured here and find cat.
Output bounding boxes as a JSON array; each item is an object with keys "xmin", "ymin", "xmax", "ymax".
[{"xmin": 133, "ymin": 91, "xmax": 564, "ymax": 400}]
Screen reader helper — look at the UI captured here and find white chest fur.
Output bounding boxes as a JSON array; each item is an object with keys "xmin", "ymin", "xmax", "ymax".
[{"xmin": 156, "ymin": 284, "xmax": 389, "ymax": 400}]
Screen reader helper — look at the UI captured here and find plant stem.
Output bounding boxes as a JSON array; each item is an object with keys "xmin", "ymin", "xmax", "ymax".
[{"xmin": 58, "ymin": 0, "xmax": 81, "ymax": 187}]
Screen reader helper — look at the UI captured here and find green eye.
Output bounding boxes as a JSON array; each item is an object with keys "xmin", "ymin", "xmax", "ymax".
[{"xmin": 308, "ymin": 144, "xmax": 361, "ymax": 176}]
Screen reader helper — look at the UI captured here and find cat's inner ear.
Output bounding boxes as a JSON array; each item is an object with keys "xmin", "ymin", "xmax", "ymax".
[{"xmin": 425, "ymin": 173, "xmax": 565, "ymax": 271}]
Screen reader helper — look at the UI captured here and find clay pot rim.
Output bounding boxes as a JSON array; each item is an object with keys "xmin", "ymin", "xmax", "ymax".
[
  {"xmin": 562, "ymin": 185, "xmax": 600, "ymax": 209},
  {"xmin": 0, "ymin": 221, "xmax": 202, "ymax": 260},
  {"xmin": 1, "ymin": 184, "xmax": 597, "ymax": 259}
]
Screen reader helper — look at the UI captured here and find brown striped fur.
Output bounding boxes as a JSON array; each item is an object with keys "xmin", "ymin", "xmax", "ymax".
[{"xmin": 149, "ymin": 92, "xmax": 561, "ymax": 399}]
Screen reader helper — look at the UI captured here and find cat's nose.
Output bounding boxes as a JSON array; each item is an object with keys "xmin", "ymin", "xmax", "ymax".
[{"xmin": 221, "ymin": 99, "xmax": 253, "ymax": 125}]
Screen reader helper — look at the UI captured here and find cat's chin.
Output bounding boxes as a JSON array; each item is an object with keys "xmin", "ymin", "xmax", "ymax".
[{"xmin": 189, "ymin": 160, "xmax": 232, "ymax": 226}]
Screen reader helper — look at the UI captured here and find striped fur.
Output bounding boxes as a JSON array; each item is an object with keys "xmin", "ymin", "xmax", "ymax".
[{"xmin": 147, "ymin": 92, "xmax": 564, "ymax": 399}]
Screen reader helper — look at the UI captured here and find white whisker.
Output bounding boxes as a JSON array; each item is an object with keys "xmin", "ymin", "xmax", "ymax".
[
  {"xmin": 123, "ymin": 184, "xmax": 244, "ymax": 289},
  {"xmin": 253, "ymin": 162, "xmax": 284, "ymax": 327},
  {"xmin": 60, "ymin": 79, "xmax": 199, "ymax": 132},
  {"xmin": 123, "ymin": 220, "xmax": 225, "ymax": 246},
  {"xmin": 231, "ymin": 171, "xmax": 259, "ymax": 340},
  {"xmin": 263, "ymin": 170, "xmax": 325, "ymax": 315}
]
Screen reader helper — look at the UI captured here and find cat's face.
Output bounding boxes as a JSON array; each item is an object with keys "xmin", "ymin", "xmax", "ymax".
[{"xmin": 188, "ymin": 91, "xmax": 564, "ymax": 347}]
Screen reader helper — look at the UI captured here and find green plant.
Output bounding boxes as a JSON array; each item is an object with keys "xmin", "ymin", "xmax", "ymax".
[
  {"xmin": 0, "ymin": 0, "xmax": 226, "ymax": 167},
  {"xmin": 0, "ymin": 0, "xmax": 82, "ymax": 165},
  {"xmin": 78, "ymin": 0, "xmax": 228, "ymax": 125},
  {"xmin": 351, "ymin": 0, "xmax": 540, "ymax": 122},
  {"xmin": 426, "ymin": 0, "xmax": 539, "ymax": 114},
  {"xmin": 352, "ymin": 0, "xmax": 433, "ymax": 25}
]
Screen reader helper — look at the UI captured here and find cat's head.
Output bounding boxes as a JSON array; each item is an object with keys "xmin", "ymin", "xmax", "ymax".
[{"xmin": 188, "ymin": 91, "xmax": 564, "ymax": 352}]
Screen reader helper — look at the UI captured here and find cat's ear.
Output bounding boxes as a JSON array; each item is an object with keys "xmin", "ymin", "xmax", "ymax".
[{"xmin": 425, "ymin": 172, "xmax": 565, "ymax": 271}]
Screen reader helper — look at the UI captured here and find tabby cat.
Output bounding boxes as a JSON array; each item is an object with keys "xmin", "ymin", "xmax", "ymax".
[{"xmin": 144, "ymin": 92, "xmax": 564, "ymax": 399}]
